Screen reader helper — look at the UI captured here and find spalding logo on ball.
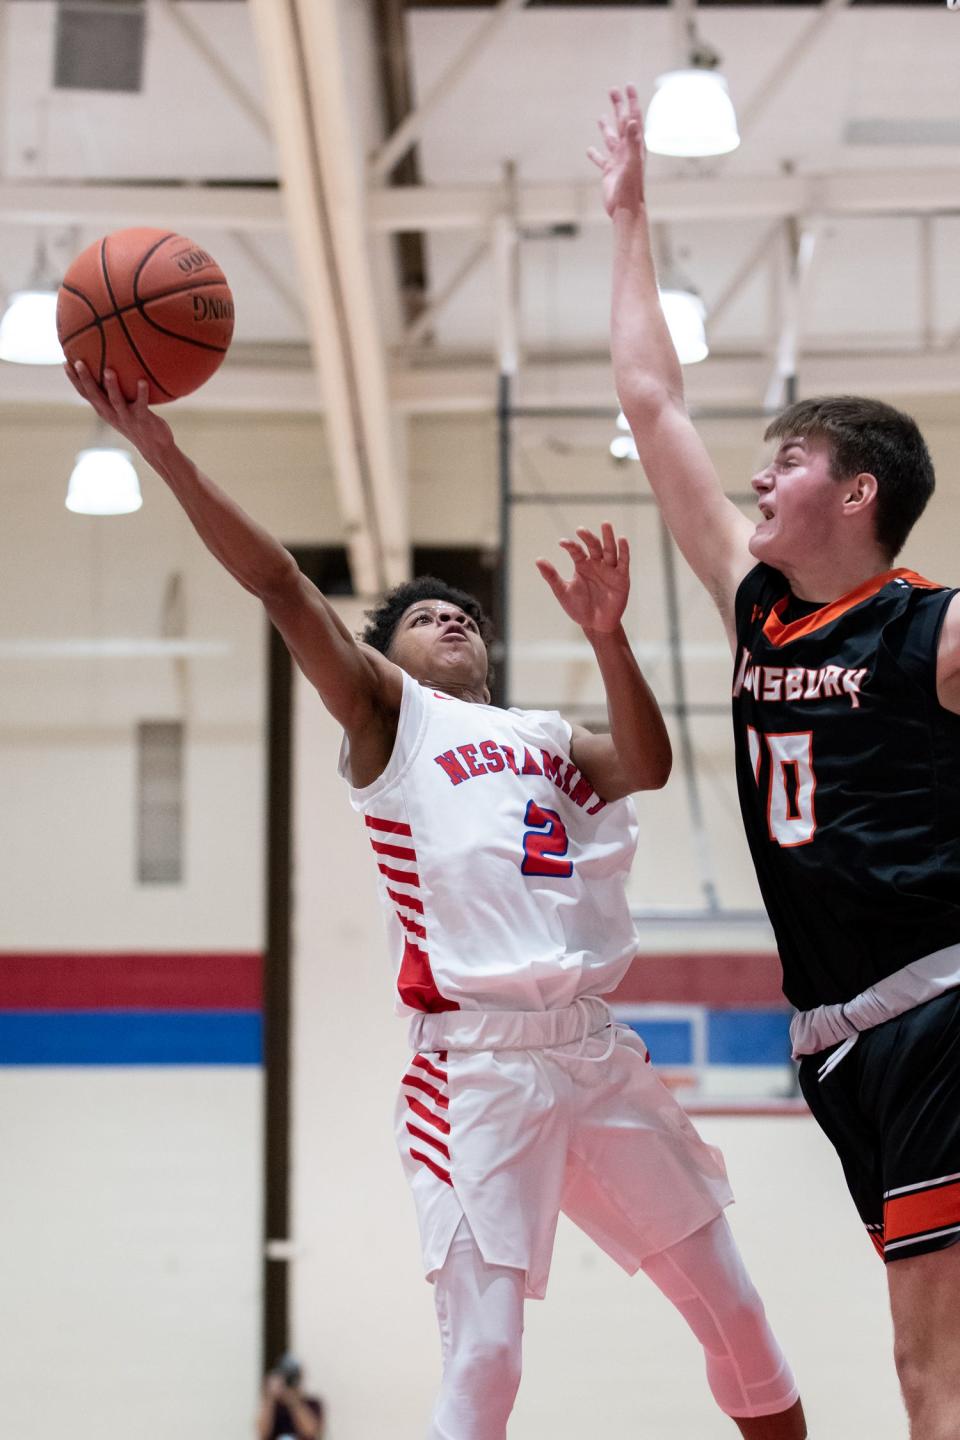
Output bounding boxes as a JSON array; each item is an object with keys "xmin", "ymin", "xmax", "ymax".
[{"xmin": 57, "ymin": 227, "xmax": 235, "ymax": 403}]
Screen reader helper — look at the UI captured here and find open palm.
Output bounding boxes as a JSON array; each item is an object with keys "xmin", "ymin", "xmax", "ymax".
[
  {"xmin": 587, "ymin": 85, "xmax": 647, "ymax": 219},
  {"xmin": 537, "ymin": 524, "xmax": 631, "ymax": 635}
]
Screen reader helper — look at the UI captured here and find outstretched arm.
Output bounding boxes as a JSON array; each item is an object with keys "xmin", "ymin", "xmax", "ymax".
[
  {"xmin": 591, "ymin": 85, "xmax": 756, "ymax": 642},
  {"xmin": 537, "ymin": 523, "xmax": 671, "ymax": 800},
  {"xmin": 65, "ymin": 363, "xmax": 401, "ymax": 771}
]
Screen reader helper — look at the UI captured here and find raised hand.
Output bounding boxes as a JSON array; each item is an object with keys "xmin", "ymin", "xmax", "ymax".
[
  {"xmin": 536, "ymin": 523, "xmax": 630, "ymax": 636},
  {"xmin": 64, "ymin": 360, "xmax": 174, "ymax": 465},
  {"xmin": 587, "ymin": 84, "xmax": 646, "ymax": 219}
]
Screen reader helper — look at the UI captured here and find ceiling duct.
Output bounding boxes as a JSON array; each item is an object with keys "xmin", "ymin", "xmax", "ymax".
[{"xmin": 54, "ymin": 0, "xmax": 146, "ymax": 94}]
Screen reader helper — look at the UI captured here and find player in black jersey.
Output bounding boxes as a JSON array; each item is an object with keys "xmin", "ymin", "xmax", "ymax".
[{"xmin": 595, "ymin": 84, "xmax": 960, "ymax": 1439}]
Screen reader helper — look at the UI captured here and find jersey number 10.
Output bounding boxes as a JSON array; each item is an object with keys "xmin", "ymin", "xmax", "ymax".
[{"xmin": 747, "ymin": 728, "xmax": 818, "ymax": 847}]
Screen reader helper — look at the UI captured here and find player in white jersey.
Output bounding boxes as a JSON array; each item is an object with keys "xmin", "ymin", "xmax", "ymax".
[{"xmin": 66, "ymin": 359, "xmax": 806, "ymax": 1440}]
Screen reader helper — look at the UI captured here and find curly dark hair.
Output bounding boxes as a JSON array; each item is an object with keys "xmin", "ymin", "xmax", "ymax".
[
  {"xmin": 360, "ymin": 576, "xmax": 495, "ymax": 668},
  {"xmin": 764, "ymin": 395, "xmax": 935, "ymax": 559}
]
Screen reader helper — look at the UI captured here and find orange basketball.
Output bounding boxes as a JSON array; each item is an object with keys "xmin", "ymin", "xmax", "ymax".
[{"xmin": 57, "ymin": 227, "xmax": 235, "ymax": 404}]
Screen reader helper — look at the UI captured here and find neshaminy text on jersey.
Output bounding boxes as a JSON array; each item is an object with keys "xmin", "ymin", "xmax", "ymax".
[{"xmin": 433, "ymin": 740, "xmax": 608, "ymax": 814}]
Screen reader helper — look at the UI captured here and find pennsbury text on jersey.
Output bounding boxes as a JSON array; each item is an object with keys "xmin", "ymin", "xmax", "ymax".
[
  {"xmin": 733, "ymin": 649, "xmax": 869, "ymax": 710},
  {"xmin": 433, "ymin": 739, "xmax": 608, "ymax": 815}
]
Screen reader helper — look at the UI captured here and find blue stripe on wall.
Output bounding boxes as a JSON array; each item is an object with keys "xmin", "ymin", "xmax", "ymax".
[
  {"xmin": 708, "ymin": 1010, "xmax": 792, "ymax": 1066},
  {"xmin": 623, "ymin": 1019, "xmax": 693, "ymax": 1065},
  {"xmin": 622, "ymin": 1010, "xmax": 791, "ymax": 1067},
  {"xmin": 0, "ymin": 1010, "xmax": 262, "ymax": 1066}
]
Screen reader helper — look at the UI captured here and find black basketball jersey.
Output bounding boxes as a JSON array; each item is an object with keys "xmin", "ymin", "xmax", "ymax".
[{"xmin": 732, "ymin": 563, "xmax": 960, "ymax": 1011}]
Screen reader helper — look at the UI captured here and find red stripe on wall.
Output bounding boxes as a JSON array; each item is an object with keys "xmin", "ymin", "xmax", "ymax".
[
  {"xmin": 607, "ymin": 953, "xmax": 786, "ymax": 1008},
  {"xmin": 0, "ymin": 953, "xmax": 262, "ymax": 1011}
]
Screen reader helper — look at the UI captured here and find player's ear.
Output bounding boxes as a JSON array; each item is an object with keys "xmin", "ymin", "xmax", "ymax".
[{"xmin": 843, "ymin": 471, "xmax": 878, "ymax": 513}]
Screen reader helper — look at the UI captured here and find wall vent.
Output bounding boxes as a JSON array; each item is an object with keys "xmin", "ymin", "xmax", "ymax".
[
  {"xmin": 54, "ymin": 0, "xmax": 146, "ymax": 94},
  {"xmin": 137, "ymin": 720, "xmax": 184, "ymax": 885},
  {"xmin": 845, "ymin": 118, "xmax": 960, "ymax": 147}
]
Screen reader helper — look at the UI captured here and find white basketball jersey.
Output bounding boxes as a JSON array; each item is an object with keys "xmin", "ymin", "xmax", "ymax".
[{"xmin": 339, "ymin": 672, "xmax": 640, "ymax": 1013}]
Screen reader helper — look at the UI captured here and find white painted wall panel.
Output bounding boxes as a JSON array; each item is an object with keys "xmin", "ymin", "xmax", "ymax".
[{"xmin": 0, "ymin": 1068, "xmax": 263, "ymax": 1440}]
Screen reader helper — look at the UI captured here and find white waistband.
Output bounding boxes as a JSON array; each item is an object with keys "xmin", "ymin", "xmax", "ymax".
[
  {"xmin": 790, "ymin": 941, "xmax": 960, "ymax": 1058},
  {"xmin": 409, "ymin": 996, "xmax": 612, "ymax": 1053}
]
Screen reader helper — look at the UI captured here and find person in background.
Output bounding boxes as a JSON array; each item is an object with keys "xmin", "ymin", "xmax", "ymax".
[{"xmin": 257, "ymin": 1353, "xmax": 324, "ymax": 1440}]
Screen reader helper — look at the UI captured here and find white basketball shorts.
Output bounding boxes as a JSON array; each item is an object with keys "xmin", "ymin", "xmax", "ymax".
[{"xmin": 396, "ymin": 997, "xmax": 733, "ymax": 1299}]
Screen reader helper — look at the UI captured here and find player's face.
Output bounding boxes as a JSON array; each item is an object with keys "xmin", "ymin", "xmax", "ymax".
[
  {"xmin": 388, "ymin": 599, "xmax": 490, "ymax": 696},
  {"xmin": 748, "ymin": 434, "xmax": 844, "ymax": 571}
]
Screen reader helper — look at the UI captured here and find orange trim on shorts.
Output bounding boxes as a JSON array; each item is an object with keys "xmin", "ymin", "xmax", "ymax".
[
  {"xmin": 761, "ymin": 568, "xmax": 943, "ymax": 647},
  {"xmin": 867, "ymin": 1228, "xmax": 885, "ymax": 1259},
  {"xmin": 884, "ymin": 1180, "xmax": 960, "ymax": 1244}
]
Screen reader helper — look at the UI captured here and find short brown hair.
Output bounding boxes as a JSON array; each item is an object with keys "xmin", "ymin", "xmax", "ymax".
[{"xmin": 764, "ymin": 395, "xmax": 935, "ymax": 558}]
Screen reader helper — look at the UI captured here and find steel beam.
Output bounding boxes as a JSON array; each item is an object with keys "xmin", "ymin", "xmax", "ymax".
[
  {"xmin": 17, "ymin": 347, "xmax": 960, "ymax": 417},
  {"xmin": 4, "ymin": 167, "xmax": 960, "ymax": 234}
]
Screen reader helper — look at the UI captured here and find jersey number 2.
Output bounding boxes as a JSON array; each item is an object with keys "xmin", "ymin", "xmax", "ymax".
[
  {"xmin": 521, "ymin": 799, "xmax": 574, "ymax": 878},
  {"xmin": 748, "ymin": 728, "xmax": 817, "ymax": 847}
]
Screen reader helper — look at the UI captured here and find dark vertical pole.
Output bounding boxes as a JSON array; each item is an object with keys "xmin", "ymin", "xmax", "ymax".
[
  {"xmin": 658, "ymin": 514, "xmax": 720, "ymax": 913},
  {"xmin": 497, "ymin": 369, "xmax": 512, "ymax": 708},
  {"xmin": 263, "ymin": 622, "xmax": 293, "ymax": 1371}
]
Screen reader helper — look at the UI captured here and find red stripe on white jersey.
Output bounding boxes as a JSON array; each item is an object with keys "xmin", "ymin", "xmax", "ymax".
[
  {"xmin": 410, "ymin": 1148, "xmax": 452, "ymax": 1186},
  {"xmin": 406, "ymin": 1121, "xmax": 451, "ymax": 1159},
  {"xmin": 402, "ymin": 1071, "xmax": 449, "ymax": 1108},
  {"xmin": 405, "ymin": 1095, "xmax": 451, "ymax": 1135},
  {"xmin": 377, "ymin": 863, "xmax": 421, "ymax": 887},
  {"xmin": 370, "ymin": 839, "xmax": 417, "ymax": 862},
  {"xmin": 397, "ymin": 913, "xmax": 427, "ymax": 941},
  {"xmin": 365, "ymin": 816, "xmax": 413, "ymax": 837},
  {"xmin": 387, "ymin": 886, "xmax": 424, "ymax": 914},
  {"xmin": 412, "ymin": 1053, "xmax": 448, "ymax": 1083},
  {"xmin": 398, "ymin": 939, "xmax": 458, "ymax": 1013}
]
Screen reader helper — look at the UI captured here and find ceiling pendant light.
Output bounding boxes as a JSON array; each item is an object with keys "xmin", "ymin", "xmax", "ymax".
[
  {"xmin": 645, "ymin": 70, "xmax": 740, "ymax": 158},
  {"xmin": 65, "ymin": 448, "xmax": 143, "ymax": 516},
  {"xmin": 0, "ymin": 289, "xmax": 64, "ymax": 365},
  {"xmin": 659, "ymin": 286, "xmax": 708, "ymax": 365},
  {"xmin": 645, "ymin": 21, "xmax": 740, "ymax": 159},
  {"xmin": 609, "ymin": 433, "xmax": 639, "ymax": 461},
  {"xmin": 0, "ymin": 237, "xmax": 66, "ymax": 365}
]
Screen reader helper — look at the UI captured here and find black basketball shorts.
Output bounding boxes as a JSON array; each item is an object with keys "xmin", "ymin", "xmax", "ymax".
[{"xmin": 798, "ymin": 987, "xmax": 960, "ymax": 1263}]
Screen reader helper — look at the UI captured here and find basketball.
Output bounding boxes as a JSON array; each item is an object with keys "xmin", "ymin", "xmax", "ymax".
[{"xmin": 56, "ymin": 227, "xmax": 235, "ymax": 404}]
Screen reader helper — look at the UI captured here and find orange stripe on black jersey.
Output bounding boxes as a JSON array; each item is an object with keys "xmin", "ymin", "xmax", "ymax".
[
  {"xmin": 762, "ymin": 568, "xmax": 944, "ymax": 648},
  {"xmin": 884, "ymin": 1177, "xmax": 960, "ymax": 1245}
]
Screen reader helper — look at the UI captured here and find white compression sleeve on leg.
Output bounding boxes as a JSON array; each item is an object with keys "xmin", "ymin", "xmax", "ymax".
[
  {"xmin": 641, "ymin": 1213, "xmax": 799, "ymax": 1419},
  {"xmin": 429, "ymin": 1217, "xmax": 526, "ymax": 1440}
]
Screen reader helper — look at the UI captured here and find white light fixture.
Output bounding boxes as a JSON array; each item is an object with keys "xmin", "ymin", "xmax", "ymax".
[
  {"xmin": 659, "ymin": 287, "xmax": 709, "ymax": 365},
  {"xmin": 610, "ymin": 433, "xmax": 639, "ymax": 462},
  {"xmin": 66, "ymin": 448, "xmax": 143, "ymax": 516},
  {"xmin": 0, "ymin": 289, "xmax": 64, "ymax": 365},
  {"xmin": 645, "ymin": 68, "xmax": 740, "ymax": 158}
]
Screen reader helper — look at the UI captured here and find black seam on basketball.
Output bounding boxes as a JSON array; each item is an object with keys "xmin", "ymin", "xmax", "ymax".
[
  {"xmin": 100, "ymin": 236, "xmax": 174, "ymax": 399},
  {"xmin": 58, "ymin": 282, "xmax": 101, "ymax": 345},
  {"xmin": 132, "ymin": 234, "xmax": 176, "ymax": 302},
  {"xmin": 57, "ymin": 279, "xmax": 230, "ymax": 346},
  {"xmin": 136, "ymin": 309, "xmax": 229, "ymax": 354}
]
